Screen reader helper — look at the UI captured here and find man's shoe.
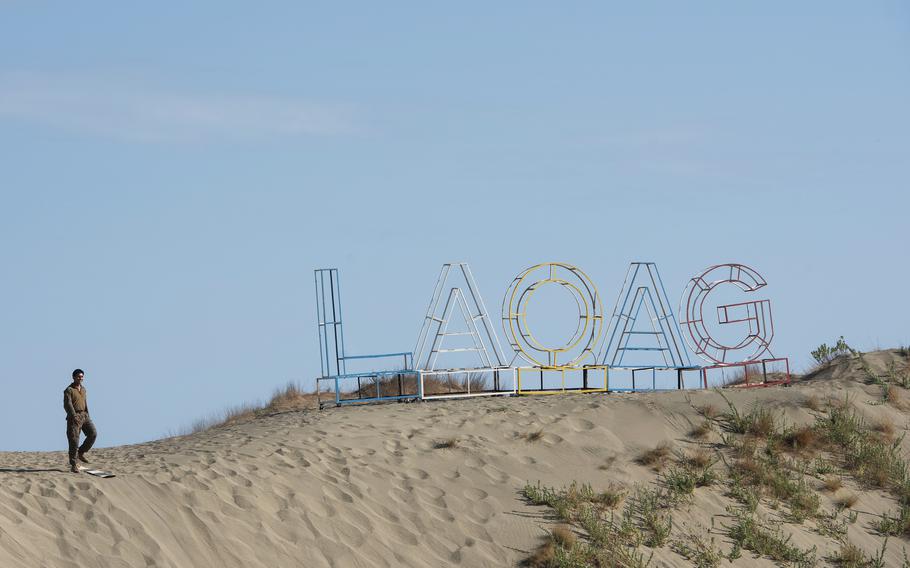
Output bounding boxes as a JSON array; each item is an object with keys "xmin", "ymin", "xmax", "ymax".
[
  {"xmin": 70, "ymin": 464, "xmax": 81, "ymax": 473},
  {"xmin": 77, "ymin": 453, "xmax": 90, "ymax": 464}
]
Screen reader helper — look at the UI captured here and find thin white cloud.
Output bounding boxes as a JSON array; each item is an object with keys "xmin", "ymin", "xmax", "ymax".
[{"xmin": 0, "ymin": 72, "xmax": 357, "ymax": 142}]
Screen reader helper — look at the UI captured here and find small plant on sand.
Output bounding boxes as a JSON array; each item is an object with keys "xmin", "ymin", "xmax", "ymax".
[
  {"xmin": 811, "ymin": 336, "xmax": 856, "ymax": 366},
  {"xmin": 836, "ymin": 493, "xmax": 859, "ymax": 510},
  {"xmin": 524, "ymin": 539, "xmax": 556, "ymax": 568},
  {"xmin": 434, "ymin": 438, "xmax": 460, "ymax": 449},
  {"xmin": 727, "ymin": 445, "xmax": 820, "ymax": 522},
  {"xmin": 782, "ymin": 424, "xmax": 821, "ymax": 454},
  {"xmin": 637, "ymin": 441, "xmax": 673, "ymax": 471},
  {"xmin": 672, "ymin": 530, "xmax": 723, "ymax": 568},
  {"xmin": 814, "ymin": 398, "xmax": 910, "ymax": 501},
  {"xmin": 816, "ymin": 509, "xmax": 850, "ymax": 541},
  {"xmin": 822, "ymin": 476, "xmax": 843, "ymax": 493},
  {"xmin": 872, "ymin": 418, "xmax": 897, "ymax": 442},
  {"xmin": 593, "ymin": 484, "xmax": 626, "ymax": 509},
  {"xmin": 828, "ymin": 541, "xmax": 883, "ymax": 568},
  {"xmin": 627, "ymin": 486, "xmax": 673, "ymax": 547},
  {"xmin": 525, "ymin": 429, "xmax": 545, "ymax": 442},
  {"xmin": 886, "ymin": 360, "xmax": 910, "ymax": 389},
  {"xmin": 551, "ymin": 525, "xmax": 577, "ymax": 549},
  {"xmin": 728, "ymin": 475, "xmax": 760, "ymax": 513},
  {"xmin": 685, "ymin": 448, "xmax": 716, "ymax": 470},
  {"xmin": 814, "ymin": 457, "xmax": 839, "ymax": 476},
  {"xmin": 698, "ymin": 403, "xmax": 720, "ymax": 419},
  {"xmin": 885, "ymin": 384, "xmax": 908, "ymax": 409},
  {"xmin": 725, "ymin": 508, "xmax": 817, "ymax": 567},
  {"xmin": 689, "ymin": 420, "xmax": 713, "ymax": 440},
  {"xmin": 525, "ymin": 526, "xmax": 586, "ymax": 568},
  {"xmin": 521, "ymin": 482, "xmax": 655, "ymax": 567},
  {"xmin": 816, "ymin": 394, "xmax": 910, "ymax": 496},
  {"xmin": 718, "ymin": 394, "xmax": 778, "ymax": 438},
  {"xmin": 662, "ymin": 466, "xmax": 698, "ymax": 499},
  {"xmin": 875, "ymin": 505, "xmax": 910, "ymax": 538},
  {"xmin": 804, "ymin": 395, "xmax": 823, "ymax": 412}
]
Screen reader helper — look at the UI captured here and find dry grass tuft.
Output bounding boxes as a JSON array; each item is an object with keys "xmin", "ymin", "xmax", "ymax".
[
  {"xmin": 886, "ymin": 385, "xmax": 906, "ymax": 409},
  {"xmin": 551, "ymin": 525, "xmax": 577, "ymax": 548},
  {"xmin": 783, "ymin": 424, "xmax": 821, "ymax": 454},
  {"xmin": 423, "ymin": 373, "xmax": 489, "ymax": 395},
  {"xmin": 434, "ymin": 438, "xmax": 460, "ymax": 450},
  {"xmin": 525, "ymin": 540, "xmax": 555, "ymax": 567},
  {"xmin": 836, "ymin": 493, "xmax": 859, "ymax": 510},
  {"xmin": 267, "ymin": 382, "xmax": 320, "ymax": 413},
  {"xmin": 822, "ymin": 476, "xmax": 843, "ymax": 493},
  {"xmin": 749, "ymin": 409, "xmax": 778, "ymax": 438},
  {"xmin": 525, "ymin": 429, "xmax": 545, "ymax": 442},
  {"xmin": 804, "ymin": 395, "xmax": 823, "ymax": 412},
  {"xmin": 872, "ymin": 418, "xmax": 897, "ymax": 442},
  {"xmin": 637, "ymin": 441, "xmax": 673, "ymax": 470},
  {"xmin": 689, "ymin": 420, "xmax": 713, "ymax": 440},
  {"xmin": 593, "ymin": 484, "xmax": 626, "ymax": 509},
  {"xmin": 180, "ymin": 381, "xmax": 323, "ymax": 435},
  {"xmin": 686, "ymin": 448, "xmax": 714, "ymax": 469},
  {"xmin": 827, "ymin": 396, "xmax": 850, "ymax": 410},
  {"xmin": 830, "ymin": 542, "xmax": 866, "ymax": 567},
  {"xmin": 698, "ymin": 403, "xmax": 720, "ymax": 419}
]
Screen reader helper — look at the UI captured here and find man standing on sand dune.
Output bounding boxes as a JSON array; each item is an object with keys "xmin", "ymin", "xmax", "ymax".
[{"xmin": 64, "ymin": 369, "xmax": 97, "ymax": 474}]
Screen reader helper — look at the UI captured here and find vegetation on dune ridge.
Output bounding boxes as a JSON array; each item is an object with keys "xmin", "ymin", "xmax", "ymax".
[
  {"xmin": 170, "ymin": 381, "xmax": 319, "ymax": 436},
  {"xmin": 520, "ymin": 344, "xmax": 910, "ymax": 567},
  {"xmin": 171, "ymin": 373, "xmax": 497, "ymax": 436}
]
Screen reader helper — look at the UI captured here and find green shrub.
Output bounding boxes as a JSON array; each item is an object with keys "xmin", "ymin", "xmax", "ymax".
[
  {"xmin": 811, "ymin": 336, "xmax": 856, "ymax": 365},
  {"xmin": 725, "ymin": 509, "xmax": 817, "ymax": 567}
]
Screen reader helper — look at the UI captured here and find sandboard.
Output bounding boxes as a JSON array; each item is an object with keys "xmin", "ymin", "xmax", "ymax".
[{"xmin": 83, "ymin": 469, "xmax": 116, "ymax": 478}]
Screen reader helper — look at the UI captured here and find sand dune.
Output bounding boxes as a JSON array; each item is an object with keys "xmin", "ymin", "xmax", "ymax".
[{"xmin": 2, "ymin": 350, "xmax": 910, "ymax": 567}]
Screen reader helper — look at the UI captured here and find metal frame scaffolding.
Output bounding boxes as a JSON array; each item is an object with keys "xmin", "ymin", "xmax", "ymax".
[
  {"xmin": 700, "ymin": 357, "xmax": 791, "ymax": 388},
  {"xmin": 315, "ymin": 268, "xmax": 420, "ymax": 408},
  {"xmin": 515, "ymin": 365, "xmax": 609, "ymax": 395}
]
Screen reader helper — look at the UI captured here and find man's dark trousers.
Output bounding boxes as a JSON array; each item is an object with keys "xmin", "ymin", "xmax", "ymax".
[{"xmin": 67, "ymin": 412, "xmax": 97, "ymax": 466}]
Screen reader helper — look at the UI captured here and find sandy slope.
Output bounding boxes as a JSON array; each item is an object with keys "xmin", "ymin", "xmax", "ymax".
[{"xmin": 2, "ymin": 351, "xmax": 909, "ymax": 567}]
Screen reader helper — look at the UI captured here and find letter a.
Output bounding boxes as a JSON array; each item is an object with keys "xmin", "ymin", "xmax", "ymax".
[
  {"xmin": 413, "ymin": 263, "xmax": 507, "ymax": 371},
  {"xmin": 599, "ymin": 262, "xmax": 692, "ymax": 368}
]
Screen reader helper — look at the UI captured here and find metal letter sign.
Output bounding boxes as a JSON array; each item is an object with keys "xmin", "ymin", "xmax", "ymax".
[
  {"xmin": 313, "ymin": 260, "xmax": 789, "ymax": 406},
  {"xmin": 315, "ymin": 268, "xmax": 418, "ymax": 408},
  {"xmin": 413, "ymin": 263, "xmax": 516, "ymax": 400},
  {"xmin": 414, "ymin": 263, "xmax": 507, "ymax": 371},
  {"xmin": 679, "ymin": 264, "xmax": 774, "ymax": 364},
  {"xmin": 601, "ymin": 262, "xmax": 692, "ymax": 369},
  {"xmin": 502, "ymin": 262, "xmax": 604, "ymax": 368}
]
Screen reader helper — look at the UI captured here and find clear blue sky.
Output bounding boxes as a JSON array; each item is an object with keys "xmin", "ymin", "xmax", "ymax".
[{"xmin": 2, "ymin": 2, "xmax": 908, "ymax": 451}]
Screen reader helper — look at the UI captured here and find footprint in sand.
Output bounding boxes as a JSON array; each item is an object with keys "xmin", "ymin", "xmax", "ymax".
[
  {"xmin": 568, "ymin": 418, "xmax": 596, "ymax": 432},
  {"xmin": 321, "ymin": 484, "xmax": 354, "ymax": 504},
  {"xmin": 463, "ymin": 456, "xmax": 486, "ymax": 469},
  {"xmin": 404, "ymin": 468, "xmax": 429, "ymax": 480},
  {"xmin": 463, "ymin": 487, "xmax": 488, "ymax": 501}
]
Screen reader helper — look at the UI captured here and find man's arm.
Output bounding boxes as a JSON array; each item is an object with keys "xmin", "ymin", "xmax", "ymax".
[{"xmin": 63, "ymin": 390, "xmax": 75, "ymax": 418}]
